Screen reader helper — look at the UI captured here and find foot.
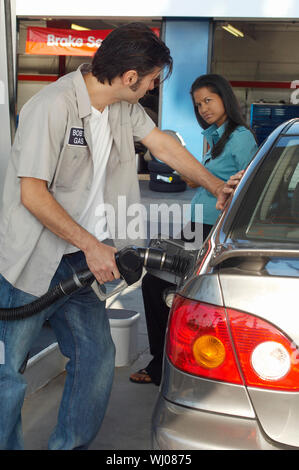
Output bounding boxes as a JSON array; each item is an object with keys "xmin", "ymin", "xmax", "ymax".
[{"xmin": 129, "ymin": 369, "xmax": 152, "ymax": 384}]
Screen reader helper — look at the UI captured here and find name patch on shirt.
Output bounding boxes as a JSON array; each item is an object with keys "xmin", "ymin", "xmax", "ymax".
[{"xmin": 68, "ymin": 127, "xmax": 88, "ymax": 147}]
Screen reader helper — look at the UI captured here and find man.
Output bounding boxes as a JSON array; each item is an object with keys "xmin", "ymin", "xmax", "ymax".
[{"xmin": 0, "ymin": 23, "xmax": 234, "ymax": 450}]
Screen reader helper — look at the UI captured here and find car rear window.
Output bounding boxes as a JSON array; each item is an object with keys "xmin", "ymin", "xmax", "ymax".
[{"xmin": 231, "ymin": 136, "xmax": 299, "ymax": 243}]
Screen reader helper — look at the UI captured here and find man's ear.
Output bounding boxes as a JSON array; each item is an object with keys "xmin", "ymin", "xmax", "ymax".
[{"xmin": 122, "ymin": 70, "xmax": 138, "ymax": 86}]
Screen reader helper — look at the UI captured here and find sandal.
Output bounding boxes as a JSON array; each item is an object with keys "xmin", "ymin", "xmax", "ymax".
[{"xmin": 129, "ymin": 368, "xmax": 153, "ymax": 384}]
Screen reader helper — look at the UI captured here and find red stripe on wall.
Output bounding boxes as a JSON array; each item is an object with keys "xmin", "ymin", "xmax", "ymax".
[
  {"xmin": 18, "ymin": 76, "xmax": 299, "ymax": 89},
  {"xmin": 18, "ymin": 74, "xmax": 59, "ymax": 82},
  {"xmin": 230, "ymin": 81, "xmax": 299, "ymax": 89}
]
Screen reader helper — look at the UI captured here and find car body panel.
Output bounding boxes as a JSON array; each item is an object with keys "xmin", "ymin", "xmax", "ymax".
[
  {"xmin": 180, "ymin": 272, "xmax": 223, "ymax": 307},
  {"xmin": 219, "ymin": 271, "xmax": 299, "ymax": 346},
  {"xmin": 152, "ymin": 119, "xmax": 299, "ymax": 450},
  {"xmin": 219, "ymin": 268, "xmax": 299, "ymax": 447},
  {"xmin": 248, "ymin": 387, "xmax": 299, "ymax": 447},
  {"xmin": 161, "ymin": 357, "xmax": 255, "ymax": 418},
  {"xmin": 286, "ymin": 121, "xmax": 299, "ymax": 135},
  {"xmin": 152, "ymin": 396, "xmax": 281, "ymax": 450}
]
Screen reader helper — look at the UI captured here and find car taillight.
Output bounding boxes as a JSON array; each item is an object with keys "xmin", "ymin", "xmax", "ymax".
[
  {"xmin": 166, "ymin": 296, "xmax": 299, "ymax": 391},
  {"xmin": 228, "ymin": 309, "xmax": 299, "ymax": 391},
  {"xmin": 166, "ymin": 296, "xmax": 243, "ymax": 384}
]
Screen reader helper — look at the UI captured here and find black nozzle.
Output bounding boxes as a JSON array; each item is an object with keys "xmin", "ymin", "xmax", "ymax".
[
  {"xmin": 115, "ymin": 246, "xmax": 144, "ymax": 286},
  {"xmin": 137, "ymin": 247, "xmax": 191, "ymax": 277}
]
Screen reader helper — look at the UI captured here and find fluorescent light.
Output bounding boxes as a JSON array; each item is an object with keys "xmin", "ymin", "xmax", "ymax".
[
  {"xmin": 71, "ymin": 24, "xmax": 90, "ymax": 31},
  {"xmin": 222, "ymin": 24, "xmax": 244, "ymax": 38},
  {"xmin": 222, "ymin": 25, "xmax": 239, "ymax": 37},
  {"xmin": 227, "ymin": 24, "xmax": 244, "ymax": 37}
]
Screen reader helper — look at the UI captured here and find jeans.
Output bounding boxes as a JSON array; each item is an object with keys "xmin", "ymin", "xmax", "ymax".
[{"xmin": 0, "ymin": 251, "xmax": 115, "ymax": 450}]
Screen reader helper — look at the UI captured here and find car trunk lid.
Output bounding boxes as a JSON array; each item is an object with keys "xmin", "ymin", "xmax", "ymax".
[{"xmin": 217, "ymin": 253, "xmax": 299, "ymax": 447}]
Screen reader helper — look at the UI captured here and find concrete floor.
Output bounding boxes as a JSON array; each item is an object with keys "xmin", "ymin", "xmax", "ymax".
[
  {"xmin": 22, "ymin": 279, "xmax": 158, "ymax": 450},
  {"xmin": 23, "ymin": 353, "xmax": 158, "ymax": 450},
  {"xmin": 22, "ymin": 180, "xmax": 196, "ymax": 450}
]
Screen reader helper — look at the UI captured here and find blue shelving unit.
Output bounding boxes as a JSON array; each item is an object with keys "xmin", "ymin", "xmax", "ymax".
[{"xmin": 250, "ymin": 103, "xmax": 299, "ymax": 146}]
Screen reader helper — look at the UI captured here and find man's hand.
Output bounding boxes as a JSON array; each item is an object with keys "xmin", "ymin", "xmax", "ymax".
[
  {"xmin": 216, "ymin": 170, "xmax": 245, "ymax": 210},
  {"xmin": 83, "ymin": 241, "xmax": 120, "ymax": 285}
]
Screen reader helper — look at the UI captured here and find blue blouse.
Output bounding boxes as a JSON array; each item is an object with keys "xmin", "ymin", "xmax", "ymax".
[{"xmin": 191, "ymin": 122, "xmax": 258, "ymax": 225}]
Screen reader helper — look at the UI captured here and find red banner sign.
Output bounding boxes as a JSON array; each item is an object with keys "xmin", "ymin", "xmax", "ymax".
[
  {"xmin": 26, "ymin": 27, "xmax": 113, "ymax": 56},
  {"xmin": 26, "ymin": 26, "xmax": 160, "ymax": 56}
]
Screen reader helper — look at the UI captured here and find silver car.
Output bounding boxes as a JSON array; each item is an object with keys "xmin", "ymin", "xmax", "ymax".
[{"xmin": 152, "ymin": 118, "xmax": 299, "ymax": 450}]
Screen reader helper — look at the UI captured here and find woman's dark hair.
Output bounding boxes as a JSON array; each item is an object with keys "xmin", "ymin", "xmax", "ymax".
[
  {"xmin": 92, "ymin": 22, "xmax": 173, "ymax": 85},
  {"xmin": 190, "ymin": 74, "xmax": 256, "ymax": 159}
]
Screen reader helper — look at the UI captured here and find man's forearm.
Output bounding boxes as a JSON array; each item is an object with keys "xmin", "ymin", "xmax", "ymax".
[
  {"xmin": 20, "ymin": 177, "xmax": 119, "ymax": 283},
  {"xmin": 141, "ymin": 128, "xmax": 224, "ymax": 197},
  {"xmin": 20, "ymin": 178, "xmax": 95, "ymax": 252},
  {"xmin": 162, "ymin": 140, "xmax": 223, "ymax": 196}
]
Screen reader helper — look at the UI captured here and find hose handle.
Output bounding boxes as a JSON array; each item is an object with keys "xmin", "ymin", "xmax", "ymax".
[
  {"xmin": 94, "ymin": 246, "xmax": 144, "ymax": 301},
  {"xmin": 95, "ymin": 279, "xmax": 129, "ymax": 301}
]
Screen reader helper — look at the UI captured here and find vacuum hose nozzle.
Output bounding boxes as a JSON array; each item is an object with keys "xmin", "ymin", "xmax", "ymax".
[
  {"xmin": 140, "ymin": 247, "xmax": 191, "ymax": 276},
  {"xmin": 0, "ymin": 246, "xmax": 192, "ymax": 321}
]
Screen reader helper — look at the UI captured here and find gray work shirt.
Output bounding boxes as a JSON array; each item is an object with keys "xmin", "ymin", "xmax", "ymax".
[{"xmin": 0, "ymin": 64, "xmax": 155, "ymax": 296}]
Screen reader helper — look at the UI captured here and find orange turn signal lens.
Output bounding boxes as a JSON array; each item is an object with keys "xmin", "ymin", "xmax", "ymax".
[{"xmin": 192, "ymin": 335, "xmax": 226, "ymax": 369}]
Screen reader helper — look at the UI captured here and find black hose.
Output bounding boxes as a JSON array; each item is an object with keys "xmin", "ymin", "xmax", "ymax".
[
  {"xmin": 0, "ymin": 269, "xmax": 95, "ymax": 321},
  {"xmin": 0, "ymin": 284, "xmax": 66, "ymax": 322},
  {"xmin": 0, "ymin": 246, "xmax": 191, "ymax": 321}
]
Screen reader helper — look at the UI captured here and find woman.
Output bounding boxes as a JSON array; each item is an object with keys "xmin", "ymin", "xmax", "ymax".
[{"xmin": 130, "ymin": 74, "xmax": 258, "ymax": 385}]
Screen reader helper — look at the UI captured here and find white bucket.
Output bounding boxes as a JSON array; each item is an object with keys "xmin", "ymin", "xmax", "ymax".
[{"xmin": 107, "ymin": 309, "xmax": 140, "ymax": 367}]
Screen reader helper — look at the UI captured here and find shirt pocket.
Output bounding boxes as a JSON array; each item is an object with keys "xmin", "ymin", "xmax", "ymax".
[
  {"xmin": 118, "ymin": 122, "xmax": 136, "ymax": 164},
  {"xmin": 54, "ymin": 146, "xmax": 91, "ymax": 190}
]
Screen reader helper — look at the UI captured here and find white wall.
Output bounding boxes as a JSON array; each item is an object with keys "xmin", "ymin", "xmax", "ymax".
[
  {"xmin": 212, "ymin": 22, "xmax": 299, "ymax": 122},
  {"xmin": 16, "ymin": 20, "xmax": 299, "ymax": 122},
  {"xmin": 212, "ymin": 24, "xmax": 299, "ymax": 82},
  {"xmin": 15, "ymin": 0, "xmax": 299, "ymax": 19},
  {"xmin": 0, "ymin": 0, "xmax": 17, "ymax": 198},
  {"xmin": 17, "ymin": 20, "xmax": 96, "ymax": 112}
]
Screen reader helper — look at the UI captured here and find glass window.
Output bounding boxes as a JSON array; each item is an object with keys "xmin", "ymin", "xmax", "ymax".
[{"xmin": 231, "ymin": 136, "xmax": 299, "ymax": 243}]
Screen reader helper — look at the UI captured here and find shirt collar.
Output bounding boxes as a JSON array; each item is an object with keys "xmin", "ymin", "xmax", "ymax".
[
  {"xmin": 72, "ymin": 64, "xmax": 92, "ymax": 119},
  {"xmin": 201, "ymin": 121, "xmax": 227, "ymax": 146}
]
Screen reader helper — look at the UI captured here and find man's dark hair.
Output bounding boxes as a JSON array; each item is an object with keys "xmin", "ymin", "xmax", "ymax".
[
  {"xmin": 92, "ymin": 22, "xmax": 173, "ymax": 85},
  {"xmin": 190, "ymin": 73, "xmax": 256, "ymax": 159}
]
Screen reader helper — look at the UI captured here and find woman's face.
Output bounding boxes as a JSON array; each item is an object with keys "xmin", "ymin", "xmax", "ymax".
[{"xmin": 193, "ymin": 86, "xmax": 227, "ymax": 127}]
